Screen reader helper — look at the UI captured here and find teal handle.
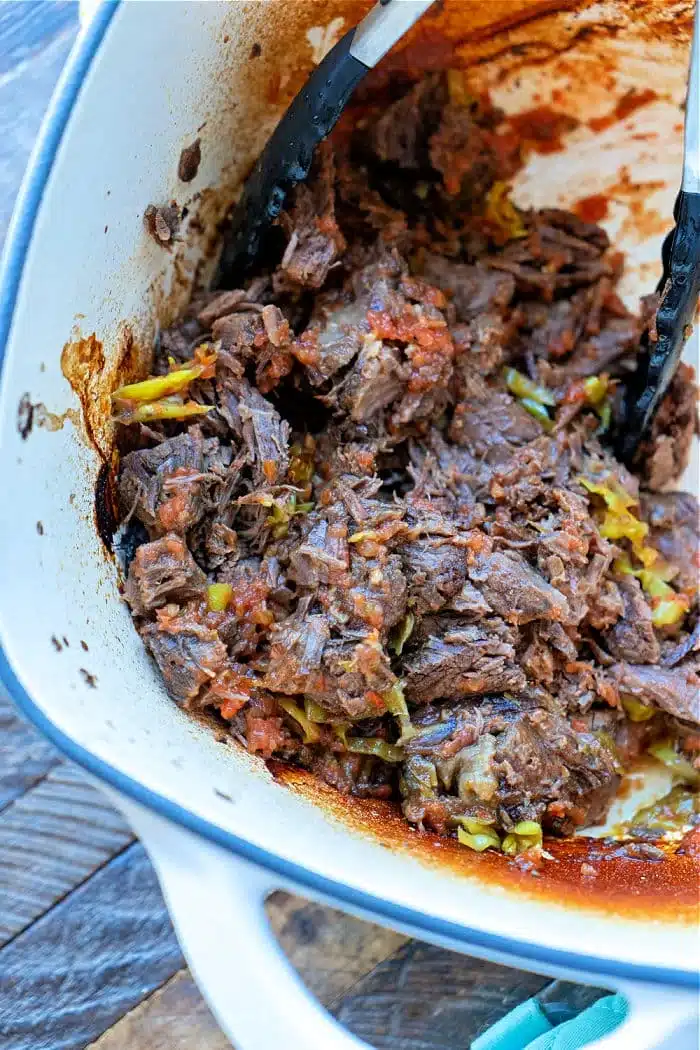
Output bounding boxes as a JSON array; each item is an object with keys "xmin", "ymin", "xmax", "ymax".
[{"xmin": 472, "ymin": 994, "xmax": 628, "ymax": 1050}]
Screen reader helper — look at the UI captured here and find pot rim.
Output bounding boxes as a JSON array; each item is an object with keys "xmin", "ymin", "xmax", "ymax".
[{"xmin": 0, "ymin": 0, "xmax": 696, "ymax": 991}]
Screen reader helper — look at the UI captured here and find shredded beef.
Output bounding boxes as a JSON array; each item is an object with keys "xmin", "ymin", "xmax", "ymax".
[
  {"xmin": 608, "ymin": 663, "xmax": 700, "ymax": 727},
  {"xmin": 142, "ymin": 609, "xmax": 227, "ymax": 704},
  {"xmin": 116, "ymin": 71, "xmax": 699, "ymax": 852},
  {"xmin": 125, "ymin": 535, "xmax": 207, "ymax": 615}
]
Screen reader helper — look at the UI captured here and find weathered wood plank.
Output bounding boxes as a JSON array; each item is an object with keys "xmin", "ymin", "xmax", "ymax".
[
  {"xmin": 0, "ymin": 8, "xmax": 78, "ymax": 247},
  {"xmin": 0, "ymin": 1, "xmax": 77, "ymax": 75},
  {"xmin": 332, "ymin": 939, "xmax": 549, "ymax": 1049},
  {"xmin": 0, "ymin": 763, "xmax": 132, "ymax": 946},
  {"xmin": 270, "ymin": 891, "xmax": 407, "ymax": 1004},
  {"xmin": 0, "ymin": 695, "xmax": 61, "ymax": 813},
  {"xmin": 0, "ymin": 843, "xmax": 183, "ymax": 1050},
  {"xmin": 88, "ymin": 970, "xmax": 231, "ymax": 1050},
  {"xmin": 88, "ymin": 891, "xmax": 407, "ymax": 1049}
]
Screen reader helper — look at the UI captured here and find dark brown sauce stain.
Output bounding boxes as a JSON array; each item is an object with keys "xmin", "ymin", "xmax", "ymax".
[
  {"xmin": 574, "ymin": 193, "xmax": 610, "ymax": 223},
  {"xmin": 178, "ymin": 139, "xmax": 202, "ymax": 183},
  {"xmin": 94, "ymin": 459, "xmax": 118, "ymax": 554},
  {"xmin": 505, "ymin": 105, "xmax": 580, "ymax": 155},
  {"xmin": 62, "ymin": 324, "xmax": 147, "ymax": 557},
  {"xmin": 144, "ymin": 202, "xmax": 181, "ymax": 250},
  {"xmin": 60, "ymin": 332, "xmax": 108, "ymax": 458},
  {"xmin": 607, "ymin": 166, "xmax": 669, "ymax": 242},
  {"xmin": 79, "ymin": 668, "xmax": 97, "ymax": 688},
  {"xmin": 17, "ymin": 394, "xmax": 34, "ymax": 439},
  {"xmin": 588, "ymin": 87, "xmax": 659, "ymax": 133},
  {"xmin": 50, "ymin": 635, "xmax": 62, "ymax": 652},
  {"xmin": 270, "ymin": 762, "xmax": 699, "ymax": 920}
]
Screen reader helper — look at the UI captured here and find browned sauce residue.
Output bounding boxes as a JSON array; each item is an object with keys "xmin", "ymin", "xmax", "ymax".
[
  {"xmin": 61, "ymin": 332, "xmax": 107, "ymax": 456},
  {"xmin": 144, "ymin": 202, "xmax": 181, "ymax": 249},
  {"xmin": 270, "ymin": 763, "xmax": 700, "ymax": 920},
  {"xmin": 178, "ymin": 138, "xmax": 201, "ymax": 183},
  {"xmin": 505, "ymin": 105, "xmax": 579, "ymax": 154},
  {"xmin": 588, "ymin": 88, "xmax": 658, "ymax": 133},
  {"xmin": 94, "ymin": 458, "xmax": 119, "ymax": 553},
  {"xmin": 607, "ymin": 166, "xmax": 669, "ymax": 242},
  {"xmin": 16, "ymin": 393, "xmax": 78, "ymax": 439},
  {"xmin": 574, "ymin": 193, "xmax": 609, "ymax": 223}
]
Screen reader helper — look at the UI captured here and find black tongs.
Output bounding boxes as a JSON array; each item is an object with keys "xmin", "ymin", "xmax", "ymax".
[
  {"xmin": 619, "ymin": 6, "xmax": 700, "ymax": 465},
  {"xmin": 217, "ymin": 0, "xmax": 436, "ymax": 287}
]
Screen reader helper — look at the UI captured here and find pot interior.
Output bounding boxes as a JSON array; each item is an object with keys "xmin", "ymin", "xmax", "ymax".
[{"xmin": 0, "ymin": 0, "xmax": 697, "ymax": 979}]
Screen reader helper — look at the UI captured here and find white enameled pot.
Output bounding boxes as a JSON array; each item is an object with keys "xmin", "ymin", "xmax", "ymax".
[{"xmin": 0, "ymin": 3, "xmax": 698, "ymax": 1048}]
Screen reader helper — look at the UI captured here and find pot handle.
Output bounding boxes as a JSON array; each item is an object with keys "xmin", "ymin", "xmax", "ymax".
[
  {"xmin": 119, "ymin": 798, "xmax": 697, "ymax": 1050},
  {"xmin": 120, "ymin": 797, "xmax": 370, "ymax": 1050}
]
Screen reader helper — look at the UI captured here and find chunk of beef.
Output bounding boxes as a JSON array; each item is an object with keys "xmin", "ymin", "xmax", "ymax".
[
  {"xmin": 641, "ymin": 490, "xmax": 699, "ymax": 599},
  {"xmin": 119, "ymin": 430, "xmax": 223, "ymax": 535},
  {"xmin": 218, "ymin": 378, "xmax": 290, "ymax": 485},
  {"xmin": 544, "ymin": 317, "xmax": 640, "ymax": 386},
  {"xmin": 277, "ymin": 142, "xmax": 346, "ymax": 290},
  {"xmin": 491, "ymin": 705, "xmax": 619, "ymax": 832},
  {"xmin": 422, "ymin": 256, "xmax": 514, "ymax": 321},
  {"xmin": 330, "ymin": 552, "xmax": 407, "ymax": 632},
  {"xmin": 403, "ymin": 622, "xmax": 525, "ymax": 704},
  {"xmin": 311, "ymin": 749, "xmax": 395, "ymax": 799},
  {"xmin": 400, "ymin": 697, "xmax": 619, "ymax": 834},
  {"xmin": 294, "ymin": 294, "xmax": 367, "ymax": 385},
  {"xmin": 401, "ymin": 538, "xmax": 467, "ymax": 615},
  {"xmin": 142, "ymin": 609, "xmax": 227, "ymax": 704},
  {"xmin": 451, "ymin": 313, "xmax": 514, "ymax": 376},
  {"xmin": 429, "ymin": 103, "xmax": 499, "ymax": 201},
  {"xmin": 636, "ymin": 363, "xmax": 698, "ymax": 490},
  {"xmin": 124, "ymin": 535, "xmax": 206, "ymax": 616},
  {"xmin": 661, "ymin": 619, "xmax": 700, "ymax": 668},
  {"xmin": 341, "ymin": 339, "xmax": 405, "ymax": 423},
  {"xmin": 311, "ymin": 636, "xmax": 397, "ymax": 720},
  {"xmin": 288, "ymin": 512, "xmax": 349, "ymax": 590},
  {"xmin": 468, "ymin": 549, "xmax": 570, "ymax": 624},
  {"xmin": 519, "ymin": 294, "xmax": 587, "ymax": 361},
  {"xmin": 604, "ymin": 578, "xmax": 660, "ymax": 664},
  {"xmin": 608, "ymin": 662, "xmax": 700, "ymax": 726},
  {"xmin": 449, "ymin": 374, "xmax": 541, "ymax": 466},
  {"xmin": 262, "ymin": 614, "xmax": 330, "ymax": 695},
  {"xmin": 537, "ymin": 209, "xmax": 610, "ymax": 252},
  {"xmin": 366, "ymin": 75, "xmax": 443, "ymax": 169},
  {"xmin": 212, "ymin": 310, "xmax": 264, "ymax": 358}
]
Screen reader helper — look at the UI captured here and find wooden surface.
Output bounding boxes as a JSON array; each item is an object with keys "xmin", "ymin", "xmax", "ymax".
[{"xmin": 0, "ymin": 6, "xmax": 599, "ymax": 1048}]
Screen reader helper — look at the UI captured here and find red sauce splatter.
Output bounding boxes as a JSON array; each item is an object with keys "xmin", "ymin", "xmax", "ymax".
[
  {"xmin": 505, "ymin": 106, "xmax": 579, "ymax": 155},
  {"xmin": 574, "ymin": 193, "xmax": 609, "ymax": 223},
  {"xmin": 588, "ymin": 88, "xmax": 658, "ymax": 133}
]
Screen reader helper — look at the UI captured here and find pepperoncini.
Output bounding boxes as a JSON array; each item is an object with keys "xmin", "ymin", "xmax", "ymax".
[
  {"xmin": 278, "ymin": 698, "xmax": 321, "ymax": 744},
  {"xmin": 648, "ymin": 740, "xmax": 700, "ymax": 788},
  {"xmin": 501, "ymin": 820, "xmax": 543, "ymax": 856},
  {"xmin": 383, "ymin": 680, "xmax": 416, "ymax": 742},
  {"xmin": 389, "ymin": 613, "xmax": 415, "ymax": 656},
  {"xmin": 112, "ymin": 346, "xmax": 217, "ymax": 423},
  {"xmin": 346, "ymin": 738, "xmax": 405, "ymax": 762},
  {"xmin": 621, "ymin": 696, "xmax": 655, "ymax": 722},
  {"xmin": 484, "ymin": 182, "xmax": 527, "ymax": 242},
  {"xmin": 504, "ymin": 367, "xmax": 555, "ymax": 406},
  {"xmin": 457, "ymin": 823, "xmax": 501, "ymax": 852},
  {"xmin": 207, "ymin": 583, "xmax": 233, "ymax": 612}
]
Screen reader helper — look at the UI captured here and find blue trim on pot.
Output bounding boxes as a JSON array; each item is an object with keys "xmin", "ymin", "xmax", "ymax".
[{"xmin": 0, "ymin": 1, "xmax": 697, "ymax": 994}]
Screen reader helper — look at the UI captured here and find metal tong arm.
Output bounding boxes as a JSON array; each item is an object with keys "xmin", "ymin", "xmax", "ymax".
[{"xmin": 619, "ymin": 5, "xmax": 700, "ymax": 464}]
